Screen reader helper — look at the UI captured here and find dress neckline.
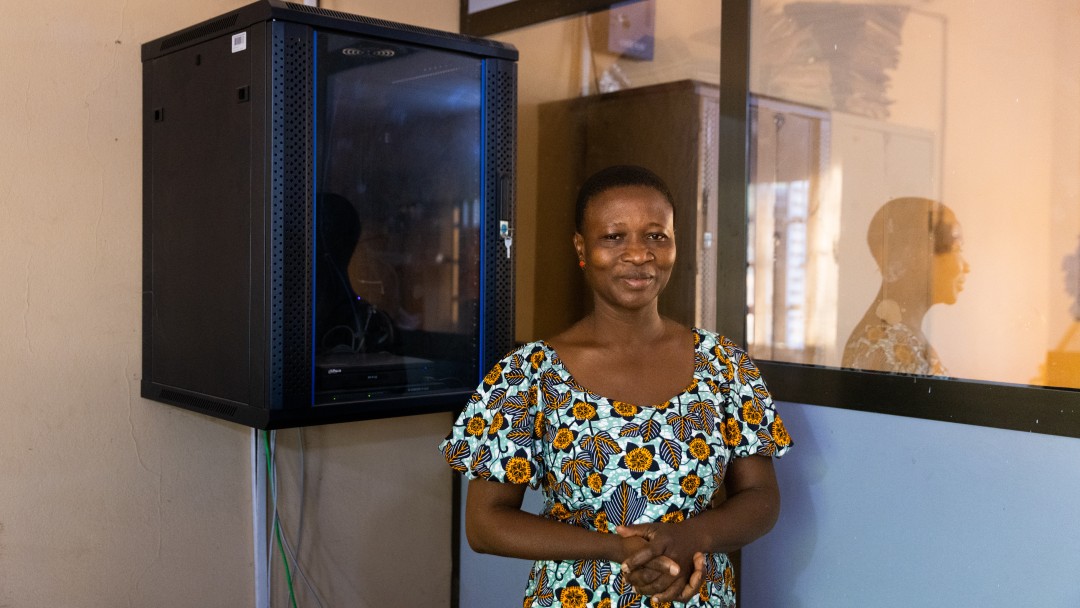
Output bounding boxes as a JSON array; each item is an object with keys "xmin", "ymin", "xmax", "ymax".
[{"xmin": 538, "ymin": 327, "xmax": 704, "ymax": 409}]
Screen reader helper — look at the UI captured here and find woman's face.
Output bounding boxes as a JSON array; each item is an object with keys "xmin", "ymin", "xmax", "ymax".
[
  {"xmin": 573, "ymin": 185, "xmax": 676, "ymax": 313},
  {"xmin": 931, "ymin": 218, "xmax": 970, "ymax": 305}
]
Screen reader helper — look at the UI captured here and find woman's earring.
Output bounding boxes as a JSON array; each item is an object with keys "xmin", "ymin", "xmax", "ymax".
[{"xmin": 578, "ymin": 260, "xmax": 586, "ymax": 269}]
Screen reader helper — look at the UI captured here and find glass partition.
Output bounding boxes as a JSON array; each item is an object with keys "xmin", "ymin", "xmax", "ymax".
[
  {"xmin": 466, "ymin": 0, "xmax": 1079, "ymax": 437},
  {"xmin": 742, "ymin": 0, "xmax": 1080, "ymax": 436}
]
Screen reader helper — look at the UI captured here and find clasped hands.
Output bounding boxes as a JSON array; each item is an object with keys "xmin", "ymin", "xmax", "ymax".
[{"xmin": 615, "ymin": 523, "xmax": 706, "ymax": 604}]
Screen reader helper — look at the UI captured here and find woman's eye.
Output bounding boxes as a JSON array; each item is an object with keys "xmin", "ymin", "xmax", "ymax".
[
  {"xmin": 602, "ymin": 233, "xmax": 622, "ymax": 240},
  {"xmin": 647, "ymin": 233, "xmax": 668, "ymax": 240}
]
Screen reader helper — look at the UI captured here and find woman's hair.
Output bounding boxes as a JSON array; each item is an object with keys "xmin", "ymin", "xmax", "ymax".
[
  {"xmin": 574, "ymin": 165, "xmax": 676, "ymax": 233},
  {"xmin": 866, "ymin": 197, "xmax": 959, "ymax": 282}
]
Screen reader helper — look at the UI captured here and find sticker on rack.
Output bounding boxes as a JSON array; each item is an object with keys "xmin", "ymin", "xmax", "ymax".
[{"xmin": 232, "ymin": 32, "xmax": 248, "ymax": 53}]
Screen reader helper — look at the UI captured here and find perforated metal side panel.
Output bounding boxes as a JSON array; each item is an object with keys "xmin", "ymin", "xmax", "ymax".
[
  {"xmin": 270, "ymin": 22, "xmax": 314, "ymax": 407},
  {"xmin": 482, "ymin": 59, "xmax": 517, "ymax": 369}
]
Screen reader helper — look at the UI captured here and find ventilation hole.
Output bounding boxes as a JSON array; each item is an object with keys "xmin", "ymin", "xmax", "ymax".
[
  {"xmin": 272, "ymin": 27, "xmax": 314, "ymax": 404},
  {"xmin": 158, "ymin": 14, "xmax": 240, "ymax": 52},
  {"xmin": 159, "ymin": 389, "xmax": 240, "ymax": 418},
  {"xmin": 481, "ymin": 59, "xmax": 517, "ymax": 369}
]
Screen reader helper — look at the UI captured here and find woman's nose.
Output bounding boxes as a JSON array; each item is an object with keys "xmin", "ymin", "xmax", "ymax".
[{"xmin": 622, "ymin": 238, "xmax": 653, "ymax": 263}]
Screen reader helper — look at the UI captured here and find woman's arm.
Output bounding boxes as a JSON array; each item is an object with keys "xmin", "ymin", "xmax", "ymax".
[
  {"xmin": 692, "ymin": 453, "xmax": 781, "ymax": 551},
  {"xmin": 619, "ymin": 455, "xmax": 781, "ymax": 597},
  {"xmin": 465, "ymin": 477, "xmax": 662, "ymax": 566}
]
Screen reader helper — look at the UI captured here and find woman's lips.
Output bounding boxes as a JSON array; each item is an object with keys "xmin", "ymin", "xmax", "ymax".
[{"xmin": 619, "ymin": 273, "xmax": 654, "ymax": 288}]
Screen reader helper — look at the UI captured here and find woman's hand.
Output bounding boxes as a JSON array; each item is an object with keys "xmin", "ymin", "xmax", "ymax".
[
  {"xmin": 662, "ymin": 552, "xmax": 706, "ymax": 603},
  {"xmin": 616, "ymin": 524, "xmax": 705, "ymax": 602},
  {"xmin": 622, "ymin": 549, "xmax": 706, "ymax": 603}
]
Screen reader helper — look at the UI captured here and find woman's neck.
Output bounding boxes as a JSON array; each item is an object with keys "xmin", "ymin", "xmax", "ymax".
[
  {"xmin": 874, "ymin": 285, "xmax": 931, "ymax": 330},
  {"xmin": 582, "ymin": 302, "xmax": 668, "ymax": 347}
]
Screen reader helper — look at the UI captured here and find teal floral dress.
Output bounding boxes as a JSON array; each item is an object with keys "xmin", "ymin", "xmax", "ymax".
[{"xmin": 440, "ymin": 328, "xmax": 792, "ymax": 608}]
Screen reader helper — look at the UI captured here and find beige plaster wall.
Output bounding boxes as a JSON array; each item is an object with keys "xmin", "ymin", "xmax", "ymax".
[{"xmin": 0, "ymin": 0, "xmax": 457, "ymax": 606}]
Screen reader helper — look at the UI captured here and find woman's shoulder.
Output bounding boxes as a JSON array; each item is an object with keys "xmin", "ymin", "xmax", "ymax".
[
  {"xmin": 476, "ymin": 340, "xmax": 558, "ymax": 397},
  {"xmin": 494, "ymin": 340, "xmax": 565, "ymax": 374},
  {"xmin": 492, "ymin": 340, "xmax": 555, "ymax": 372},
  {"xmin": 691, "ymin": 327, "xmax": 746, "ymax": 355},
  {"xmin": 504, "ymin": 339, "xmax": 547, "ymax": 357}
]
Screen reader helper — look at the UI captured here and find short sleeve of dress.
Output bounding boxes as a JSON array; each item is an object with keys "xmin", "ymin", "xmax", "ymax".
[
  {"xmin": 708, "ymin": 335, "xmax": 794, "ymax": 459},
  {"xmin": 438, "ymin": 343, "xmax": 547, "ymax": 488}
]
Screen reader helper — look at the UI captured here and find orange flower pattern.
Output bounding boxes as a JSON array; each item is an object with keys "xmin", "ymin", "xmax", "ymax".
[
  {"xmin": 844, "ymin": 320, "xmax": 947, "ymax": 375},
  {"xmin": 439, "ymin": 328, "xmax": 792, "ymax": 607}
]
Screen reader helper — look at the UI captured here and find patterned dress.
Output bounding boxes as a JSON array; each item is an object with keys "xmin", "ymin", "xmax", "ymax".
[
  {"xmin": 843, "ymin": 321, "xmax": 947, "ymax": 376},
  {"xmin": 440, "ymin": 328, "xmax": 792, "ymax": 608}
]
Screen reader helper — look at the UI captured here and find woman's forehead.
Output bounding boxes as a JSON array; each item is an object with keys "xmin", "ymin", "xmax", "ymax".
[{"xmin": 586, "ymin": 186, "xmax": 673, "ymax": 215}]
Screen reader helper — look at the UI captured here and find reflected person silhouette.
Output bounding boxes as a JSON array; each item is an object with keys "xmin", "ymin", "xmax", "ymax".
[
  {"xmin": 316, "ymin": 192, "xmax": 396, "ymax": 355},
  {"xmin": 842, "ymin": 197, "xmax": 970, "ymax": 375},
  {"xmin": 315, "ymin": 193, "xmax": 366, "ymax": 354}
]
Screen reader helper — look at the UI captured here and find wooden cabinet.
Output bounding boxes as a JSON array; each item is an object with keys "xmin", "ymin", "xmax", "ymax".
[{"xmin": 533, "ymin": 80, "xmax": 720, "ymax": 337}]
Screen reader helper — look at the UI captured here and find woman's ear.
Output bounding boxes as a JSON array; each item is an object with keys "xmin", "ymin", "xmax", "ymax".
[{"xmin": 573, "ymin": 233, "xmax": 584, "ymax": 261}]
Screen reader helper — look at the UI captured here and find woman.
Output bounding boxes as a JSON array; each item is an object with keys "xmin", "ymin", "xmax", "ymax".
[
  {"xmin": 842, "ymin": 197, "xmax": 970, "ymax": 376},
  {"xmin": 440, "ymin": 165, "xmax": 792, "ymax": 607}
]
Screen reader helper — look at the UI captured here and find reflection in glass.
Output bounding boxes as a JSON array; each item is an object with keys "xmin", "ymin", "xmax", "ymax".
[
  {"xmin": 747, "ymin": 97, "xmax": 833, "ymax": 364},
  {"xmin": 1039, "ymin": 242, "xmax": 1080, "ymax": 388},
  {"xmin": 748, "ymin": 0, "xmax": 1080, "ymax": 390},
  {"xmin": 841, "ymin": 198, "xmax": 968, "ymax": 376},
  {"xmin": 313, "ymin": 32, "xmax": 483, "ymax": 403}
]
